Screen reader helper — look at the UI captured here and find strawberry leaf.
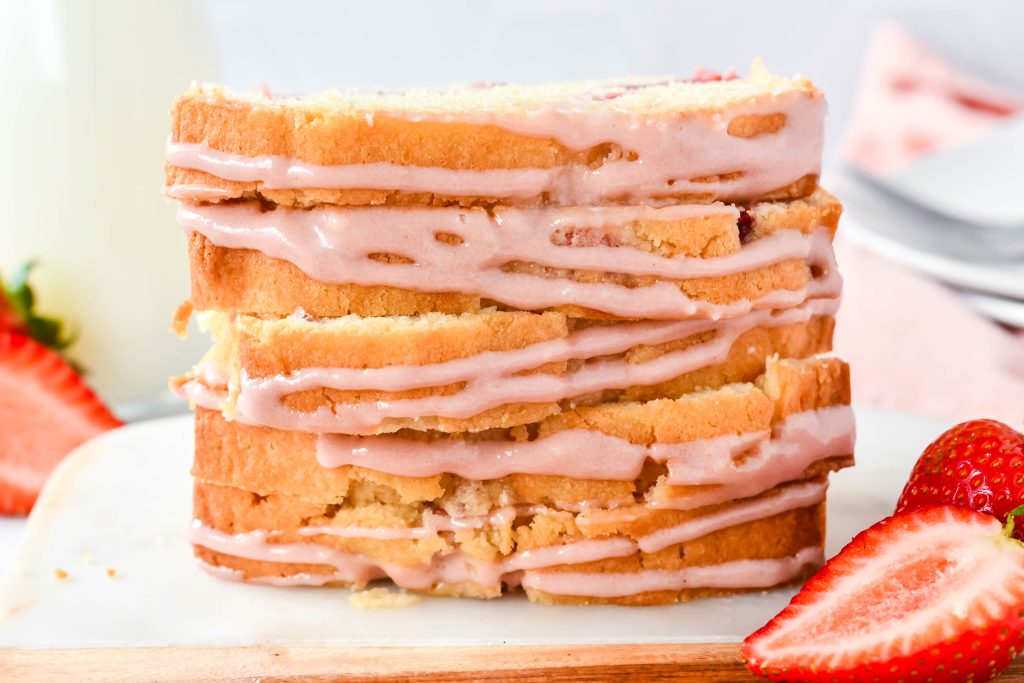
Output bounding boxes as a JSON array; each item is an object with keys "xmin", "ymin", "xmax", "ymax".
[
  {"xmin": 4, "ymin": 261, "xmax": 35, "ymax": 319},
  {"xmin": 1004, "ymin": 504, "xmax": 1024, "ymax": 540},
  {"xmin": 0, "ymin": 262, "xmax": 83, "ymax": 372}
]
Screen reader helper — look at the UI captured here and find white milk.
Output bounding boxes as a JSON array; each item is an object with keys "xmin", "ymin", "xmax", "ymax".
[{"xmin": 0, "ymin": 0, "xmax": 217, "ymax": 410}]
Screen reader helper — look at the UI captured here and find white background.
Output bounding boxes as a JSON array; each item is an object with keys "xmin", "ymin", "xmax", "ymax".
[{"xmin": 204, "ymin": 0, "xmax": 1024, "ymax": 165}]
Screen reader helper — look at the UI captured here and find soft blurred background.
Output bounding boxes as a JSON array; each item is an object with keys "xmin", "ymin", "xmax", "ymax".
[{"xmin": 1, "ymin": 0, "xmax": 1022, "ymax": 420}]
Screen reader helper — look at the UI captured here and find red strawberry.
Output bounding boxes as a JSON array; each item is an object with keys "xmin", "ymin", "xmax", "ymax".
[
  {"xmin": 742, "ymin": 505, "xmax": 1024, "ymax": 683},
  {"xmin": 0, "ymin": 332, "xmax": 121, "ymax": 515},
  {"xmin": 0, "ymin": 284, "xmax": 24, "ymax": 335},
  {"xmin": 896, "ymin": 419, "xmax": 1024, "ymax": 538}
]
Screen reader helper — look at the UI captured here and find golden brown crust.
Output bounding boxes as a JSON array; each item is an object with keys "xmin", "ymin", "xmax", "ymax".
[
  {"xmin": 194, "ymin": 473, "xmax": 839, "ymax": 559},
  {"xmin": 188, "ymin": 235, "xmax": 814, "ymax": 321},
  {"xmin": 192, "ymin": 355, "xmax": 851, "ymax": 508},
  {"xmin": 171, "ymin": 102, "xmax": 582, "ymax": 169},
  {"xmin": 168, "ymin": 75, "xmax": 823, "ymax": 208},
  {"xmin": 192, "ymin": 499, "xmax": 825, "ymax": 604},
  {"xmin": 617, "ymin": 315, "xmax": 834, "ymax": 404},
  {"xmin": 186, "ymin": 311, "xmax": 835, "ymax": 434},
  {"xmin": 514, "ymin": 259, "xmax": 814, "ymax": 322},
  {"xmin": 169, "ymin": 168, "xmax": 819, "ymax": 210},
  {"xmin": 233, "ymin": 308, "xmax": 569, "ymax": 375},
  {"xmin": 760, "ymin": 355, "xmax": 852, "ymax": 419},
  {"xmin": 174, "ymin": 74, "xmax": 846, "ymax": 606},
  {"xmin": 188, "ymin": 232, "xmax": 482, "ymax": 318},
  {"xmin": 751, "ymin": 191, "xmax": 842, "ymax": 240},
  {"xmin": 185, "ymin": 190, "xmax": 841, "ymax": 320},
  {"xmin": 172, "ymin": 77, "xmax": 819, "ymax": 168},
  {"xmin": 526, "ymin": 502, "xmax": 824, "ymax": 605}
]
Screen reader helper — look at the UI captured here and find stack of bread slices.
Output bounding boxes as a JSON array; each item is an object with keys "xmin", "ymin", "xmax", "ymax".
[{"xmin": 167, "ymin": 62, "xmax": 853, "ymax": 605}]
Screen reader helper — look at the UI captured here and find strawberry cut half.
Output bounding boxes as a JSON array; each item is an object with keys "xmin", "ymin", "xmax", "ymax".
[
  {"xmin": 742, "ymin": 506, "xmax": 1024, "ymax": 683},
  {"xmin": 0, "ymin": 332, "xmax": 121, "ymax": 515}
]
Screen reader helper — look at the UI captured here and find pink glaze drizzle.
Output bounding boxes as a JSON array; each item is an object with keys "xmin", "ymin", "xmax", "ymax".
[
  {"xmin": 189, "ymin": 297, "xmax": 838, "ymax": 434},
  {"xmin": 291, "ymin": 479, "xmax": 826, "ymax": 554},
  {"xmin": 166, "ymin": 90, "xmax": 823, "ymax": 205},
  {"xmin": 191, "ymin": 360, "xmax": 228, "ymax": 388},
  {"xmin": 520, "ymin": 546, "xmax": 823, "ymax": 598},
  {"xmin": 649, "ymin": 405, "xmax": 854, "ymax": 509},
  {"xmin": 633, "ymin": 480, "xmax": 826, "ymax": 552},
  {"xmin": 189, "ymin": 520, "xmax": 635, "ymax": 590},
  {"xmin": 164, "ymin": 184, "xmax": 233, "ymax": 201},
  {"xmin": 314, "ymin": 406, "xmax": 853, "ymax": 508},
  {"xmin": 189, "ymin": 521, "xmax": 822, "ymax": 595},
  {"xmin": 178, "ymin": 200, "xmax": 833, "ymax": 318},
  {"xmin": 317, "ymin": 428, "xmax": 645, "ymax": 480}
]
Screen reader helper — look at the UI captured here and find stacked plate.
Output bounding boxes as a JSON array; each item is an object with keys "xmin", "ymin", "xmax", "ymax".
[{"xmin": 838, "ymin": 116, "xmax": 1024, "ymax": 328}]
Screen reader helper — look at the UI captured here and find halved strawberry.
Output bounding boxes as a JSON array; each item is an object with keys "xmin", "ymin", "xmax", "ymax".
[
  {"xmin": 896, "ymin": 419, "xmax": 1024, "ymax": 538},
  {"xmin": 742, "ymin": 506, "xmax": 1024, "ymax": 682},
  {"xmin": 0, "ymin": 332, "xmax": 121, "ymax": 515}
]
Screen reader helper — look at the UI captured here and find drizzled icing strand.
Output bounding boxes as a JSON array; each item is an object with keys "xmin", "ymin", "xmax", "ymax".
[
  {"xmin": 648, "ymin": 406, "xmax": 854, "ymax": 509},
  {"xmin": 287, "ymin": 480, "xmax": 828, "ymax": 553},
  {"xmin": 166, "ymin": 90, "xmax": 823, "ymax": 205},
  {"xmin": 520, "ymin": 546, "xmax": 823, "ymax": 598},
  {"xmin": 189, "ymin": 520, "xmax": 635, "ymax": 590},
  {"xmin": 189, "ymin": 514, "xmax": 824, "ymax": 595},
  {"xmin": 635, "ymin": 481, "xmax": 826, "ymax": 551},
  {"xmin": 209, "ymin": 298, "xmax": 838, "ymax": 434},
  {"xmin": 179, "ymin": 199, "xmax": 833, "ymax": 317},
  {"xmin": 178, "ymin": 298, "xmax": 837, "ymax": 433},
  {"xmin": 314, "ymin": 406, "xmax": 853, "ymax": 513}
]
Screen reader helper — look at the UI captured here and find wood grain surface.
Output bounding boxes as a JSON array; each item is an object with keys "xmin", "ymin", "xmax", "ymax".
[
  {"xmin": 1, "ymin": 643, "xmax": 753, "ymax": 682},
  {"xmin": 5, "ymin": 643, "xmax": 1024, "ymax": 681}
]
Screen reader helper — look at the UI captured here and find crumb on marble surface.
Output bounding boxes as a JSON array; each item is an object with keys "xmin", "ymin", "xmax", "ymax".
[
  {"xmin": 348, "ymin": 587, "xmax": 422, "ymax": 609},
  {"xmin": 54, "ymin": 568, "xmax": 68, "ymax": 580}
]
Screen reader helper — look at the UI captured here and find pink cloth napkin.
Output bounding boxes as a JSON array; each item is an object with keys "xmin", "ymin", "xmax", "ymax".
[
  {"xmin": 834, "ymin": 24, "xmax": 1024, "ymax": 425},
  {"xmin": 841, "ymin": 23, "xmax": 1024, "ymax": 176}
]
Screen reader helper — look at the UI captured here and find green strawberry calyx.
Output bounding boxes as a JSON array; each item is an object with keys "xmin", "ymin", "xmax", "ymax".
[
  {"xmin": 1, "ymin": 262, "xmax": 82, "ymax": 370},
  {"xmin": 1003, "ymin": 504, "xmax": 1024, "ymax": 544}
]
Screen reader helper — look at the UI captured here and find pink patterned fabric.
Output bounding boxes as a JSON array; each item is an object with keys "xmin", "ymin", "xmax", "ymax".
[
  {"xmin": 842, "ymin": 24, "xmax": 1023, "ymax": 176},
  {"xmin": 835, "ymin": 24, "xmax": 1024, "ymax": 424}
]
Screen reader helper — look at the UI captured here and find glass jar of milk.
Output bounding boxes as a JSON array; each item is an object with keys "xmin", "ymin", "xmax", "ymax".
[{"xmin": 0, "ymin": 0, "xmax": 217, "ymax": 415}]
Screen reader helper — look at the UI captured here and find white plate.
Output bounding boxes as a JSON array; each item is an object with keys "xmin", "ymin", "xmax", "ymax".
[
  {"xmin": 958, "ymin": 290, "xmax": 1024, "ymax": 328},
  {"xmin": 841, "ymin": 215, "xmax": 1024, "ymax": 301},
  {"xmin": 0, "ymin": 408, "xmax": 949, "ymax": 650}
]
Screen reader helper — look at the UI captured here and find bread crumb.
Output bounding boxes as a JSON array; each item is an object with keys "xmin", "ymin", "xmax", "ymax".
[
  {"xmin": 348, "ymin": 587, "xmax": 422, "ymax": 609},
  {"xmin": 171, "ymin": 300, "xmax": 193, "ymax": 339},
  {"xmin": 106, "ymin": 568, "xmax": 117, "ymax": 578},
  {"xmin": 54, "ymin": 568, "xmax": 68, "ymax": 580}
]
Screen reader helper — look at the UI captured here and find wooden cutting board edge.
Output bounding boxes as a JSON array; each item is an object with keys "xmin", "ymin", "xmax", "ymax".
[
  {"xmin": 0, "ymin": 642, "xmax": 758, "ymax": 682},
  {"xmin": 6, "ymin": 641, "xmax": 1024, "ymax": 681}
]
